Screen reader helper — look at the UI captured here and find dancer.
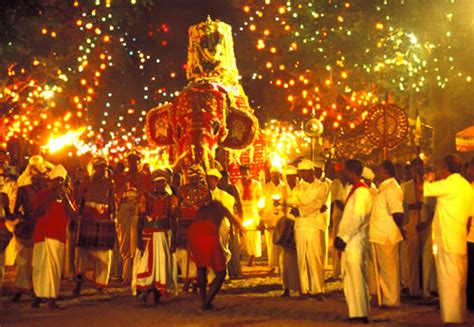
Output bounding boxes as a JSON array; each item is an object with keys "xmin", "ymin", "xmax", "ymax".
[{"xmin": 188, "ymin": 200, "xmax": 245, "ymax": 311}]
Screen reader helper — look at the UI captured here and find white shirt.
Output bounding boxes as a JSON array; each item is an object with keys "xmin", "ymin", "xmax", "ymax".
[
  {"xmin": 293, "ymin": 178, "xmax": 330, "ymax": 231},
  {"xmin": 369, "ymin": 178, "xmax": 404, "ymax": 245},
  {"xmin": 466, "ymin": 182, "xmax": 474, "ymax": 243},
  {"xmin": 424, "ymin": 173, "xmax": 473, "ymax": 254},
  {"xmin": 338, "ymin": 184, "xmax": 372, "ymax": 251}
]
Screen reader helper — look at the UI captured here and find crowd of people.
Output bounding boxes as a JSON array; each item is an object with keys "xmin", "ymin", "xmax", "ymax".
[{"xmin": 0, "ymin": 149, "xmax": 473, "ymax": 325}]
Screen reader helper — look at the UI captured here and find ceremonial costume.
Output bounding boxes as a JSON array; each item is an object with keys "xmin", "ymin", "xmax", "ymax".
[
  {"xmin": 177, "ymin": 179, "xmax": 208, "ymax": 284},
  {"xmin": 75, "ymin": 172, "xmax": 115, "ymax": 290},
  {"xmin": 32, "ymin": 167, "xmax": 73, "ymax": 302},
  {"xmin": 293, "ymin": 161, "xmax": 330, "ymax": 295},
  {"xmin": 132, "ymin": 189, "xmax": 177, "ymax": 296},
  {"xmin": 117, "ymin": 170, "xmax": 148, "ymax": 282},
  {"xmin": 338, "ymin": 182, "xmax": 371, "ymax": 319},
  {"xmin": 236, "ymin": 178, "xmax": 264, "ymax": 258},
  {"xmin": 13, "ymin": 184, "xmax": 49, "ymax": 295},
  {"xmin": 424, "ymin": 173, "xmax": 473, "ymax": 323},
  {"xmin": 369, "ymin": 177, "xmax": 403, "ymax": 306},
  {"xmin": 263, "ymin": 178, "xmax": 285, "ymax": 269}
]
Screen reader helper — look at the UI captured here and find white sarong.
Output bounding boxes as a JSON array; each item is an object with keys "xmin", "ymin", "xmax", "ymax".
[
  {"xmin": 435, "ymin": 247, "xmax": 467, "ymax": 323},
  {"xmin": 32, "ymin": 238, "xmax": 65, "ymax": 298},
  {"xmin": 132, "ymin": 231, "xmax": 176, "ymax": 295}
]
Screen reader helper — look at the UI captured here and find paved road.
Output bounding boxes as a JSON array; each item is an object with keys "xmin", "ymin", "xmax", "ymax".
[{"xmin": 1, "ymin": 264, "xmax": 472, "ymax": 326}]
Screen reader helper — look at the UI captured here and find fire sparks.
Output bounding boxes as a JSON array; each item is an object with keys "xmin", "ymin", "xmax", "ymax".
[{"xmin": 42, "ymin": 127, "xmax": 86, "ymax": 154}]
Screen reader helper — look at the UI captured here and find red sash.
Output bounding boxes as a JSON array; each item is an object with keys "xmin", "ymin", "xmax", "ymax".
[{"xmin": 345, "ymin": 181, "xmax": 368, "ymax": 204}]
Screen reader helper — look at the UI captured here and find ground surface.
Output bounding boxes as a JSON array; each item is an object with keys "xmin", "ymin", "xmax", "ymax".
[{"xmin": 1, "ymin": 259, "xmax": 473, "ymax": 327}]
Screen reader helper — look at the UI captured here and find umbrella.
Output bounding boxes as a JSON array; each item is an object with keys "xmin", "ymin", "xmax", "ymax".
[{"xmin": 455, "ymin": 125, "xmax": 474, "ymax": 152}]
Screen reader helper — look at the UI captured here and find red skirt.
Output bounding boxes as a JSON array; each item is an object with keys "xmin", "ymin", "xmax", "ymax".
[{"xmin": 188, "ymin": 220, "xmax": 225, "ymax": 272}]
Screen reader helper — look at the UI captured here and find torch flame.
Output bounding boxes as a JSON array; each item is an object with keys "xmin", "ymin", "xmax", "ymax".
[{"xmin": 43, "ymin": 127, "xmax": 86, "ymax": 154}]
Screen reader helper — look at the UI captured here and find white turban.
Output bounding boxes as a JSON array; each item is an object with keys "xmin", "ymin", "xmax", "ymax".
[
  {"xmin": 297, "ymin": 159, "xmax": 314, "ymax": 171},
  {"xmin": 362, "ymin": 167, "xmax": 375, "ymax": 182},
  {"xmin": 283, "ymin": 165, "xmax": 297, "ymax": 176},
  {"xmin": 49, "ymin": 165, "xmax": 68, "ymax": 180},
  {"xmin": 207, "ymin": 168, "xmax": 222, "ymax": 179}
]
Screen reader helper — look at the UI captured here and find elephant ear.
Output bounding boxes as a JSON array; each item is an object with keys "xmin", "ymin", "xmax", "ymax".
[
  {"xmin": 146, "ymin": 103, "xmax": 176, "ymax": 146},
  {"xmin": 220, "ymin": 108, "xmax": 258, "ymax": 150}
]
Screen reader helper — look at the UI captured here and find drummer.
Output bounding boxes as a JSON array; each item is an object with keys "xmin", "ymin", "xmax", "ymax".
[
  {"xmin": 74, "ymin": 157, "xmax": 115, "ymax": 295},
  {"xmin": 176, "ymin": 165, "xmax": 209, "ymax": 293},
  {"xmin": 10, "ymin": 158, "xmax": 50, "ymax": 303}
]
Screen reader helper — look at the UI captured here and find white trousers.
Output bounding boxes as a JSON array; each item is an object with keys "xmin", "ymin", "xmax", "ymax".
[
  {"xmin": 32, "ymin": 238, "xmax": 65, "ymax": 298},
  {"xmin": 265, "ymin": 229, "xmax": 280, "ymax": 269},
  {"xmin": 295, "ymin": 227, "xmax": 324, "ymax": 294},
  {"xmin": 245, "ymin": 230, "xmax": 262, "ymax": 257},
  {"xmin": 132, "ymin": 231, "xmax": 176, "ymax": 296},
  {"xmin": 76, "ymin": 247, "xmax": 112, "ymax": 287},
  {"xmin": 435, "ymin": 247, "xmax": 467, "ymax": 323},
  {"xmin": 373, "ymin": 242, "xmax": 400, "ymax": 306},
  {"xmin": 342, "ymin": 248, "xmax": 370, "ymax": 318},
  {"xmin": 280, "ymin": 246, "xmax": 300, "ymax": 292},
  {"xmin": 421, "ymin": 228, "xmax": 437, "ymax": 296},
  {"xmin": 14, "ymin": 239, "xmax": 33, "ymax": 291},
  {"xmin": 176, "ymin": 247, "xmax": 196, "ymax": 280}
]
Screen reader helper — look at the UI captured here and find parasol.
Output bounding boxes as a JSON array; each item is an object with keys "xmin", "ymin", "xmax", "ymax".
[{"xmin": 455, "ymin": 125, "xmax": 474, "ymax": 152}]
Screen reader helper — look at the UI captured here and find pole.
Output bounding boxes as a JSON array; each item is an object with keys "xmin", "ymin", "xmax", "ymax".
[{"xmin": 383, "ymin": 93, "xmax": 389, "ymax": 160}]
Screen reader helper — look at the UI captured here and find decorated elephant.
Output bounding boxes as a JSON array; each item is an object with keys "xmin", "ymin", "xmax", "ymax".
[{"xmin": 146, "ymin": 17, "xmax": 259, "ymax": 174}]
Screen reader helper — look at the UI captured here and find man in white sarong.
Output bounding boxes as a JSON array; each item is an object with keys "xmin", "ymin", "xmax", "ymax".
[
  {"xmin": 263, "ymin": 166, "xmax": 285, "ymax": 273},
  {"xmin": 236, "ymin": 165, "xmax": 264, "ymax": 267},
  {"xmin": 369, "ymin": 161, "xmax": 404, "ymax": 307},
  {"xmin": 335, "ymin": 159, "xmax": 371, "ymax": 324},
  {"xmin": 31, "ymin": 165, "xmax": 76, "ymax": 309},
  {"xmin": 423, "ymin": 154, "xmax": 473, "ymax": 324},
  {"xmin": 292, "ymin": 159, "xmax": 329, "ymax": 299},
  {"xmin": 132, "ymin": 171, "xmax": 178, "ymax": 306},
  {"xmin": 279, "ymin": 166, "xmax": 301, "ymax": 297}
]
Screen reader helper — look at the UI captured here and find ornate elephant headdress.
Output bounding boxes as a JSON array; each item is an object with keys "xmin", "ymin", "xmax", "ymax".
[{"xmin": 186, "ymin": 16, "xmax": 239, "ymax": 85}]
